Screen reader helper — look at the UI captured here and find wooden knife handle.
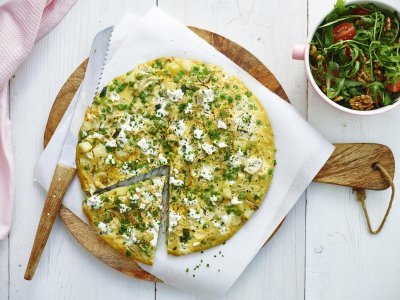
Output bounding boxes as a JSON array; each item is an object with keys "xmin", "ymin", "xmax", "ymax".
[
  {"xmin": 314, "ymin": 143, "xmax": 395, "ymax": 191},
  {"xmin": 24, "ymin": 163, "xmax": 76, "ymax": 280}
]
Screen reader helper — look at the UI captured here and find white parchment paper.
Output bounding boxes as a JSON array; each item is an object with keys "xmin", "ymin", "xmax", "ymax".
[
  {"xmin": 34, "ymin": 13, "xmax": 142, "ymax": 220},
  {"xmin": 34, "ymin": 7, "xmax": 334, "ymax": 297}
]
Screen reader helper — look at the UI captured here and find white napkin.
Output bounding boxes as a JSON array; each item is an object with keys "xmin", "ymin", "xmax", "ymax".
[{"xmin": 34, "ymin": 7, "xmax": 334, "ymax": 297}]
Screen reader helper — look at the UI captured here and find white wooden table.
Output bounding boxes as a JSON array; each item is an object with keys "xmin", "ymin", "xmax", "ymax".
[{"xmin": 1, "ymin": 0, "xmax": 400, "ymax": 299}]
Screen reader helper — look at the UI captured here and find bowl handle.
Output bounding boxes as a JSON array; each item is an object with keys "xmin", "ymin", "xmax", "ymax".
[{"xmin": 292, "ymin": 44, "xmax": 306, "ymax": 60}]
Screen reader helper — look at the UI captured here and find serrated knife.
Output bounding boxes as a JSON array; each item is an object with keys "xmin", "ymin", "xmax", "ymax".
[{"xmin": 25, "ymin": 26, "xmax": 114, "ymax": 280}]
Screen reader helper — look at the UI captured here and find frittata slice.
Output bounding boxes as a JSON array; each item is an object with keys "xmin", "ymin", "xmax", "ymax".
[
  {"xmin": 76, "ymin": 70, "xmax": 170, "ymax": 193},
  {"xmin": 83, "ymin": 176, "xmax": 166, "ymax": 265}
]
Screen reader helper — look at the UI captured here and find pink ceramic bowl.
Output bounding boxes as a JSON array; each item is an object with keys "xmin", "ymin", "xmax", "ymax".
[{"xmin": 293, "ymin": 0, "xmax": 400, "ymax": 115}]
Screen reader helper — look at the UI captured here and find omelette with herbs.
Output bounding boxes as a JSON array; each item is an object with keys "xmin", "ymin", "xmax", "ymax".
[
  {"xmin": 83, "ymin": 176, "xmax": 165, "ymax": 265},
  {"xmin": 76, "ymin": 57, "xmax": 275, "ymax": 260}
]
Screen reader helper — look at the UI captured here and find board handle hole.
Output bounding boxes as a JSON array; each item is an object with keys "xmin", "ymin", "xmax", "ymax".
[{"xmin": 371, "ymin": 162, "xmax": 379, "ymax": 171}]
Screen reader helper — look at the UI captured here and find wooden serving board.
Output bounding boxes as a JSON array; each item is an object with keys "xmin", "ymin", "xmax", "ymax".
[{"xmin": 44, "ymin": 27, "xmax": 395, "ymax": 282}]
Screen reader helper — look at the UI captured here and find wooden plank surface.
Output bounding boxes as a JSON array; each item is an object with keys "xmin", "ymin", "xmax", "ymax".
[
  {"xmin": 44, "ymin": 2, "xmax": 394, "ymax": 295},
  {"xmin": 157, "ymin": 0, "xmax": 308, "ymax": 299},
  {"xmin": 0, "ymin": 2, "xmax": 9, "ymax": 298},
  {"xmin": 8, "ymin": 1, "xmax": 157, "ymax": 299},
  {"xmin": 9, "ymin": 0, "xmax": 307, "ymax": 299},
  {"xmin": 0, "ymin": 239, "xmax": 8, "ymax": 300},
  {"xmin": 4, "ymin": 0, "xmax": 400, "ymax": 299}
]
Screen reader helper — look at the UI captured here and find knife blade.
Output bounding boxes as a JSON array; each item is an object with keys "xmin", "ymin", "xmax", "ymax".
[
  {"xmin": 94, "ymin": 165, "xmax": 170, "ymax": 195},
  {"xmin": 59, "ymin": 26, "xmax": 114, "ymax": 167},
  {"xmin": 25, "ymin": 26, "xmax": 114, "ymax": 280}
]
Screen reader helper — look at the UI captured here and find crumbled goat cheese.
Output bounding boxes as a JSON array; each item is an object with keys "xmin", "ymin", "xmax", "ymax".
[
  {"xmin": 210, "ymin": 195, "xmax": 218, "ymax": 205},
  {"xmin": 231, "ymin": 196, "xmax": 242, "ymax": 205},
  {"xmin": 201, "ymin": 88, "xmax": 215, "ymax": 113},
  {"xmin": 117, "ymin": 130, "xmax": 128, "ymax": 146},
  {"xmin": 169, "ymin": 211, "xmax": 181, "ymax": 232},
  {"xmin": 235, "ymin": 112, "xmax": 253, "ymax": 132},
  {"xmin": 122, "ymin": 229, "xmax": 137, "ymax": 246},
  {"xmin": 178, "ymin": 138, "xmax": 195, "ymax": 162},
  {"xmin": 202, "ymin": 88, "xmax": 214, "ymax": 102},
  {"xmin": 184, "ymin": 102, "xmax": 193, "ymax": 114},
  {"xmin": 137, "ymin": 137, "xmax": 149, "ymax": 152},
  {"xmin": 244, "ymin": 157, "xmax": 263, "ymax": 175},
  {"xmin": 167, "ymin": 89, "xmax": 184, "ymax": 102},
  {"xmin": 141, "ymin": 191, "xmax": 153, "ymax": 204},
  {"xmin": 137, "ymin": 137, "xmax": 156, "ymax": 156},
  {"xmin": 87, "ymin": 132, "xmax": 103, "ymax": 139},
  {"xmin": 213, "ymin": 220, "xmax": 227, "ymax": 233},
  {"xmin": 98, "ymin": 222, "xmax": 111, "ymax": 234},
  {"xmin": 120, "ymin": 161, "xmax": 138, "ymax": 176},
  {"xmin": 105, "ymin": 139, "xmax": 117, "ymax": 148},
  {"xmin": 155, "ymin": 97, "xmax": 168, "ymax": 117},
  {"xmin": 86, "ymin": 195, "xmax": 102, "ymax": 209},
  {"xmin": 188, "ymin": 208, "xmax": 201, "ymax": 221},
  {"xmin": 172, "ymin": 120, "xmax": 186, "ymax": 137},
  {"xmin": 130, "ymin": 194, "xmax": 139, "ymax": 202},
  {"xmin": 153, "ymin": 177, "xmax": 164, "ymax": 188},
  {"xmin": 193, "ymin": 128, "xmax": 204, "ymax": 140},
  {"xmin": 130, "ymin": 115, "xmax": 145, "ymax": 132},
  {"xmin": 221, "ymin": 214, "xmax": 231, "ymax": 224},
  {"xmin": 170, "ymin": 177, "xmax": 184, "ymax": 187},
  {"xmin": 183, "ymin": 197, "xmax": 198, "ymax": 206},
  {"xmin": 229, "ymin": 149, "xmax": 245, "ymax": 167},
  {"xmin": 199, "ymin": 165, "xmax": 213, "ymax": 181},
  {"xmin": 109, "ymin": 91, "xmax": 120, "ymax": 102},
  {"xmin": 217, "ymin": 120, "xmax": 227, "ymax": 129},
  {"xmin": 158, "ymin": 153, "xmax": 168, "ymax": 165},
  {"xmin": 201, "ymin": 143, "xmax": 217, "ymax": 155},
  {"xmin": 105, "ymin": 154, "xmax": 115, "ymax": 165},
  {"xmin": 119, "ymin": 203, "xmax": 130, "ymax": 213},
  {"xmin": 217, "ymin": 141, "xmax": 227, "ymax": 148},
  {"xmin": 147, "ymin": 221, "xmax": 159, "ymax": 247}
]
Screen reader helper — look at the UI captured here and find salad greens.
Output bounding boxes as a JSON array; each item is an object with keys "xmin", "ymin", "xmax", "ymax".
[{"xmin": 310, "ymin": 0, "xmax": 400, "ymax": 110}]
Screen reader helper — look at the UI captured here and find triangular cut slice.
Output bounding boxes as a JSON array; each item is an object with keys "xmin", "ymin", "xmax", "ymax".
[{"xmin": 83, "ymin": 176, "xmax": 165, "ymax": 265}]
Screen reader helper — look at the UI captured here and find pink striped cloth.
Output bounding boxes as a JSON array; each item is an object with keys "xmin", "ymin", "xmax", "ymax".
[{"xmin": 0, "ymin": 0, "xmax": 76, "ymax": 239}]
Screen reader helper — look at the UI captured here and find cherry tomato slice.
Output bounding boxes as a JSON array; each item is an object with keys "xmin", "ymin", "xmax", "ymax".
[
  {"xmin": 345, "ymin": 46, "xmax": 368, "ymax": 62},
  {"xmin": 345, "ymin": 46, "xmax": 351, "ymax": 57},
  {"xmin": 333, "ymin": 22, "xmax": 357, "ymax": 43},
  {"xmin": 352, "ymin": 8, "xmax": 370, "ymax": 15},
  {"xmin": 387, "ymin": 81, "xmax": 400, "ymax": 93}
]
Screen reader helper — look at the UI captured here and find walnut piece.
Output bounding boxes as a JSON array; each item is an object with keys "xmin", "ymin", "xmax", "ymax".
[
  {"xmin": 384, "ymin": 17, "xmax": 392, "ymax": 32},
  {"xmin": 349, "ymin": 95, "xmax": 374, "ymax": 110},
  {"xmin": 373, "ymin": 62, "xmax": 385, "ymax": 81},
  {"xmin": 355, "ymin": 18, "xmax": 364, "ymax": 27},
  {"xmin": 310, "ymin": 45, "xmax": 317, "ymax": 56},
  {"xmin": 333, "ymin": 96, "xmax": 343, "ymax": 102},
  {"xmin": 355, "ymin": 70, "xmax": 371, "ymax": 83}
]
